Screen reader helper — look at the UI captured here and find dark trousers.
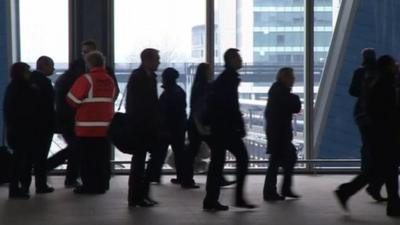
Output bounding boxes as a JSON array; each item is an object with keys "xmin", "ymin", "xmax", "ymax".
[
  {"xmin": 47, "ymin": 132, "xmax": 81, "ymax": 182},
  {"xmin": 21, "ymin": 132, "xmax": 53, "ymax": 190},
  {"xmin": 155, "ymin": 132, "xmax": 186, "ymax": 182},
  {"xmin": 357, "ymin": 124, "xmax": 385, "ymax": 193},
  {"xmin": 204, "ymin": 136, "xmax": 249, "ymax": 205},
  {"xmin": 128, "ymin": 138, "xmax": 160, "ymax": 203},
  {"xmin": 183, "ymin": 118, "xmax": 228, "ymax": 185},
  {"xmin": 263, "ymin": 143, "xmax": 297, "ymax": 196},
  {"xmin": 182, "ymin": 118, "xmax": 206, "ymax": 185},
  {"xmin": 9, "ymin": 146, "xmax": 31, "ymax": 193},
  {"xmin": 77, "ymin": 137, "xmax": 111, "ymax": 192},
  {"xmin": 338, "ymin": 124, "xmax": 399, "ymax": 205}
]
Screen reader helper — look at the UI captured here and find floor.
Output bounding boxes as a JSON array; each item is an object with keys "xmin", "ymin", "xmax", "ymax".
[{"xmin": 0, "ymin": 175, "xmax": 398, "ymax": 225}]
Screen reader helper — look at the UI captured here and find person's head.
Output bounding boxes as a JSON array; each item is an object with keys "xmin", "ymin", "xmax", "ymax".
[
  {"xmin": 223, "ymin": 48, "xmax": 242, "ymax": 70},
  {"xmin": 10, "ymin": 62, "xmax": 31, "ymax": 81},
  {"xmin": 140, "ymin": 48, "xmax": 160, "ymax": 72},
  {"xmin": 276, "ymin": 67, "xmax": 295, "ymax": 88},
  {"xmin": 161, "ymin": 67, "xmax": 179, "ymax": 87},
  {"xmin": 81, "ymin": 40, "xmax": 97, "ymax": 56},
  {"xmin": 84, "ymin": 50, "xmax": 105, "ymax": 69},
  {"xmin": 36, "ymin": 56, "xmax": 54, "ymax": 76},
  {"xmin": 361, "ymin": 48, "xmax": 376, "ymax": 67},
  {"xmin": 195, "ymin": 63, "xmax": 212, "ymax": 82},
  {"xmin": 377, "ymin": 55, "xmax": 398, "ymax": 76}
]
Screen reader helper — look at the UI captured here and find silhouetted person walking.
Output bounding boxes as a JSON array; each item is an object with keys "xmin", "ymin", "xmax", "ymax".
[
  {"xmin": 182, "ymin": 63, "xmax": 235, "ymax": 189},
  {"xmin": 155, "ymin": 68, "xmax": 187, "ymax": 185},
  {"xmin": 67, "ymin": 51, "xmax": 115, "ymax": 194},
  {"xmin": 126, "ymin": 48, "xmax": 161, "ymax": 207},
  {"xmin": 335, "ymin": 55, "xmax": 400, "ymax": 217},
  {"xmin": 348, "ymin": 48, "xmax": 385, "ymax": 201},
  {"xmin": 203, "ymin": 49, "xmax": 255, "ymax": 211},
  {"xmin": 263, "ymin": 67, "xmax": 301, "ymax": 201},
  {"xmin": 5, "ymin": 63, "xmax": 35, "ymax": 199}
]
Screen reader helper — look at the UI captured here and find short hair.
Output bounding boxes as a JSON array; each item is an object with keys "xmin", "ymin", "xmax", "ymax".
[
  {"xmin": 140, "ymin": 48, "xmax": 159, "ymax": 62},
  {"xmin": 36, "ymin": 56, "xmax": 54, "ymax": 69},
  {"xmin": 10, "ymin": 62, "xmax": 30, "ymax": 81},
  {"xmin": 162, "ymin": 67, "xmax": 179, "ymax": 81},
  {"xmin": 276, "ymin": 67, "xmax": 294, "ymax": 82},
  {"xmin": 376, "ymin": 55, "xmax": 396, "ymax": 72},
  {"xmin": 223, "ymin": 48, "xmax": 240, "ymax": 65},
  {"xmin": 361, "ymin": 48, "xmax": 376, "ymax": 66},
  {"xmin": 82, "ymin": 40, "xmax": 97, "ymax": 50},
  {"xmin": 84, "ymin": 50, "xmax": 105, "ymax": 68}
]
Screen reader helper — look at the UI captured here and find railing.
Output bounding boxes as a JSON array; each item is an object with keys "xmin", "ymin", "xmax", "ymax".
[{"xmin": 48, "ymin": 159, "xmax": 366, "ymax": 175}]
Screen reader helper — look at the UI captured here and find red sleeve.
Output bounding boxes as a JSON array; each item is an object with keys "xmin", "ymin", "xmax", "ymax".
[{"xmin": 66, "ymin": 75, "xmax": 91, "ymax": 108}]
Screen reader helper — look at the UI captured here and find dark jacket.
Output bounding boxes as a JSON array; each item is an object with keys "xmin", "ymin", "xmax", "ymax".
[
  {"xmin": 30, "ymin": 70, "xmax": 55, "ymax": 133},
  {"xmin": 208, "ymin": 67, "xmax": 245, "ymax": 138},
  {"xmin": 54, "ymin": 68, "xmax": 78, "ymax": 134},
  {"xmin": 159, "ymin": 84, "xmax": 187, "ymax": 135},
  {"xmin": 265, "ymin": 81, "xmax": 301, "ymax": 154},
  {"xmin": 190, "ymin": 82, "xmax": 210, "ymax": 116},
  {"xmin": 125, "ymin": 66, "xmax": 160, "ymax": 135},
  {"xmin": 367, "ymin": 72, "xmax": 397, "ymax": 126},
  {"xmin": 4, "ymin": 79, "xmax": 40, "ymax": 149},
  {"xmin": 349, "ymin": 66, "xmax": 378, "ymax": 125}
]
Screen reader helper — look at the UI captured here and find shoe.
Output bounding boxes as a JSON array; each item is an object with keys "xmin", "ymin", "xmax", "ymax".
[
  {"xmin": 235, "ymin": 199, "xmax": 257, "ymax": 209},
  {"xmin": 203, "ymin": 202, "xmax": 229, "ymax": 211},
  {"xmin": 220, "ymin": 179, "xmax": 236, "ymax": 187},
  {"xmin": 366, "ymin": 187, "xmax": 387, "ymax": 202},
  {"xmin": 334, "ymin": 189, "xmax": 349, "ymax": 211},
  {"xmin": 170, "ymin": 178, "xmax": 181, "ymax": 185},
  {"xmin": 64, "ymin": 180, "xmax": 81, "ymax": 188},
  {"xmin": 181, "ymin": 183, "xmax": 200, "ymax": 189},
  {"xmin": 9, "ymin": 190, "xmax": 30, "ymax": 199},
  {"xmin": 264, "ymin": 193, "xmax": 285, "ymax": 201},
  {"xmin": 129, "ymin": 199, "xmax": 155, "ymax": 208},
  {"xmin": 144, "ymin": 197, "xmax": 159, "ymax": 205},
  {"xmin": 387, "ymin": 200, "xmax": 400, "ymax": 217},
  {"xmin": 36, "ymin": 186, "xmax": 55, "ymax": 194},
  {"xmin": 73, "ymin": 186, "xmax": 90, "ymax": 194},
  {"xmin": 282, "ymin": 191, "xmax": 301, "ymax": 199}
]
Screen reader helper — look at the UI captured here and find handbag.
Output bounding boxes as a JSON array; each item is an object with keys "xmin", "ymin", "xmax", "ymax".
[{"xmin": 107, "ymin": 87, "xmax": 136, "ymax": 155}]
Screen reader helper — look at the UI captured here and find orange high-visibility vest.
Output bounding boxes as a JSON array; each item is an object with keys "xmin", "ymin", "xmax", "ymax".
[{"xmin": 67, "ymin": 67, "xmax": 115, "ymax": 137}]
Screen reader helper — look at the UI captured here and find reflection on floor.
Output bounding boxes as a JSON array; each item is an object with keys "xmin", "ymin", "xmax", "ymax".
[{"xmin": 0, "ymin": 175, "xmax": 397, "ymax": 225}]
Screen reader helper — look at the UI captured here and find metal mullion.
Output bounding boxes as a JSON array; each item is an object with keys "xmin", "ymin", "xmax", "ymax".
[
  {"xmin": 206, "ymin": 0, "xmax": 215, "ymax": 77},
  {"xmin": 304, "ymin": 0, "xmax": 314, "ymax": 172}
]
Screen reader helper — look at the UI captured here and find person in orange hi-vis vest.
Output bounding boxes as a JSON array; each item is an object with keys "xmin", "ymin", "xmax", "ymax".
[{"xmin": 66, "ymin": 50, "xmax": 115, "ymax": 194}]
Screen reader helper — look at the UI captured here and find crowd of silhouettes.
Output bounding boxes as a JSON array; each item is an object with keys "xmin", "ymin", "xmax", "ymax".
[
  {"xmin": 2, "ymin": 43, "xmax": 400, "ymax": 217},
  {"xmin": 335, "ymin": 49, "xmax": 400, "ymax": 217}
]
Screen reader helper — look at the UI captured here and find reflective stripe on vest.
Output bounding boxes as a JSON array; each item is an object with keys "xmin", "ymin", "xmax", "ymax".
[
  {"xmin": 82, "ymin": 97, "xmax": 114, "ymax": 103},
  {"xmin": 67, "ymin": 92, "xmax": 82, "ymax": 104},
  {"xmin": 84, "ymin": 74, "xmax": 94, "ymax": 98},
  {"xmin": 80, "ymin": 74, "xmax": 114, "ymax": 103},
  {"xmin": 76, "ymin": 121, "xmax": 110, "ymax": 127}
]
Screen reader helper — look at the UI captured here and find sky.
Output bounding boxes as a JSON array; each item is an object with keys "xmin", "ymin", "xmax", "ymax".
[
  {"xmin": 20, "ymin": 0, "xmax": 69, "ymax": 64},
  {"xmin": 20, "ymin": 0, "xmax": 205, "ymax": 64}
]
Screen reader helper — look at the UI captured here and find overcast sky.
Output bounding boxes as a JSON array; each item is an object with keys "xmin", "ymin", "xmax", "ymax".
[{"xmin": 20, "ymin": 0, "xmax": 205, "ymax": 64}]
